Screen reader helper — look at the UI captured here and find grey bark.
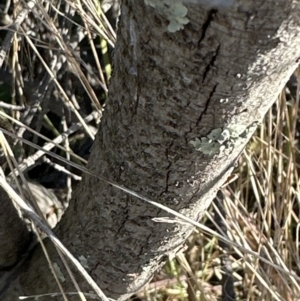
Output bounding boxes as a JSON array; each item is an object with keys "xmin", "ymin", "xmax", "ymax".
[{"xmin": 2, "ymin": 0, "xmax": 300, "ymax": 300}]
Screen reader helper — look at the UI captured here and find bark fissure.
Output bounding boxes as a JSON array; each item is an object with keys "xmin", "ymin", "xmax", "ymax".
[
  {"xmin": 198, "ymin": 9, "xmax": 217, "ymax": 45},
  {"xmin": 202, "ymin": 44, "xmax": 220, "ymax": 83},
  {"xmin": 195, "ymin": 83, "xmax": 218, "ymax": 128},
  {"xmin": 115, "ymin": 208, "xmax": 130, "ymax": 237}
]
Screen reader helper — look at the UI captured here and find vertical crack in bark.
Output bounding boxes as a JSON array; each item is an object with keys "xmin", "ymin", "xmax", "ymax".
[
  {"xmin": 139, "ymin": 233, "xmax": 152, "ymax": 256},
  {"xmin": 115, "ymin": 208, "xmax": 129, "ymax": 237},
  {"xmin": 183, "ymin": 82, "xmax": 218, "ymax": 142},
  {"xmin": 159, "ymin": 142, "xmax": 174, "ymax": 197},
  {"xmin": 202, "ymin": 44, "xmax": 220, "ymax": 83},
  {"xmin": 89, "ymin": 261, "xmax": 101, "ymax": 277},
  {"xmin": 157, "ymin": 169, "xmax": 172, "ymax": 197},
  {"xmin": 198, "ymin": 9, "xmax": 217, "ymax": 45},
  {"xmin": 164, "ymin": 169, "xmax": 171, "ymax": 193},
  {"xmin": 195, "ymin": 83, "xmax": 218, "ymax": 127}
]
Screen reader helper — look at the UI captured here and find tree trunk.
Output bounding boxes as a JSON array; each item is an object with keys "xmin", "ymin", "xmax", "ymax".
[{"xmin": 2, "ymin": 0, "xmax": 300, "ymax": 300}]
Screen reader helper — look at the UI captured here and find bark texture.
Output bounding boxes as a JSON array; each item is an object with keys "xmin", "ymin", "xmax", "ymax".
[{"xmin": 2, "ymin": 0, "xmax": 300, "ymax": 300}]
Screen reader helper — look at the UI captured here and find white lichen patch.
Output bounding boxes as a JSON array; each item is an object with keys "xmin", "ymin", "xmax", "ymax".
[
  {"xmin": 144, "ymin": 0, "xmax": 189, "ymax": 32},
  {"xmin": 190, "ymin": 122, "xmax": 258, "ymax": 156},
  {"xmin": 220, "ymin": 98, "xmax": 229, "ymax": 103}
]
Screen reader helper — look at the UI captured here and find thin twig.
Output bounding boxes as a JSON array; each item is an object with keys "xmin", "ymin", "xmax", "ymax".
[
  {"xmin": 0, "ymin": 0, "xmax": 38, "ymax": 67},
  {"xmin": 214, "ymin": 191, "xmax": 236, "ymax": 301},
  {"xmin": 7, "ymin": 111, "xmax": 97, "ymax": 178}
]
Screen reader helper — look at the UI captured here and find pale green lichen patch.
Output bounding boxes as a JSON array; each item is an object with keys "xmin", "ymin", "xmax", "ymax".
[
  {"xmin": 190, "ymin": 122, "xmax": 258, "ymax": 156},
  {"xmin": 79, "ymin": 255, "xmax": 90, "ymax": 269},
  {"xmin": 190, "ymin": 136, "xmax": 226, "ymax": 155},
  {"xmin": 53, "ymin": 262, "xmax": 66, "ymax": 282},
  {"xmin": 144, "ymin": 0, "xmax": 189, "ymax": 32}
]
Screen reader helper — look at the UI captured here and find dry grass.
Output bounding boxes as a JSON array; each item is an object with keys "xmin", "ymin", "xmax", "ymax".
[{"xmin": 0, "ymin": 1, "xmax": 299, "ymax": 300}]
